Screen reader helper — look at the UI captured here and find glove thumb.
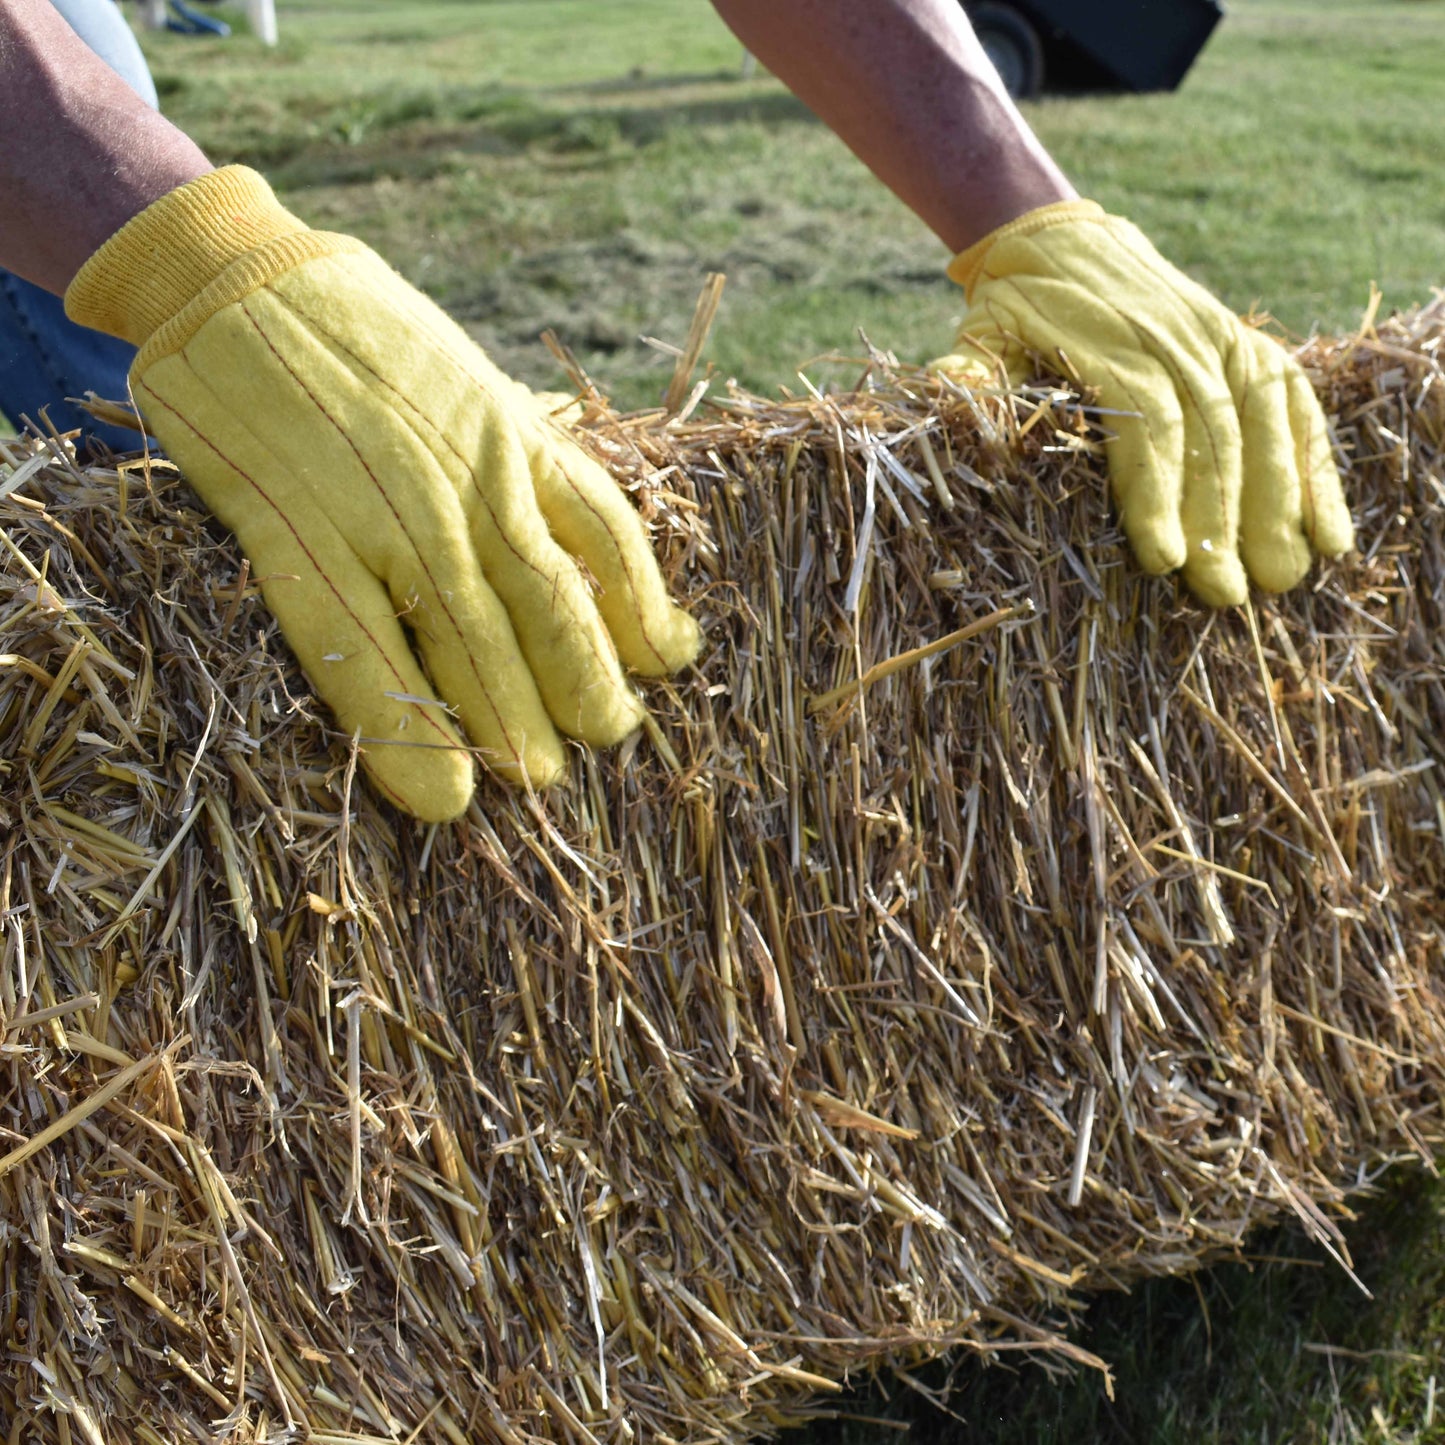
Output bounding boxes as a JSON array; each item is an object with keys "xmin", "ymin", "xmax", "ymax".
[{"xmin": 930, "ymin": 326, "xmax": 1026, "ymax": 390}]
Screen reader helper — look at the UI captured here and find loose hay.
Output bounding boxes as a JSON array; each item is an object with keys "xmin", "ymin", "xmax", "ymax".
[{"xmin": 1, "ymin": 297, "xmax": 1444, "ymax": 1443}]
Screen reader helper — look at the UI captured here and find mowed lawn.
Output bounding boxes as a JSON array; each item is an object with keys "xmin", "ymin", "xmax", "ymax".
[
  {"xmin": 139, "ymin": 0, "xmax": 1445, "ymax": 409},
  {"xmin": 129, "ymin": 2, "xmax": 1445, "ymax": 1442}
]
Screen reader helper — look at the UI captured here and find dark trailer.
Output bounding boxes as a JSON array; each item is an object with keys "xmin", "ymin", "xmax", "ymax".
[{"xmin": 965, "ymin": 0, "xmax": 1225, "ymax": 99}]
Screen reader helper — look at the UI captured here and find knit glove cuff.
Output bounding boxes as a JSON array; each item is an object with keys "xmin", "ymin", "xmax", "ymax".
[{"xmin": 66, "ymin": 166, "xmax": 344, "ymax": 349}]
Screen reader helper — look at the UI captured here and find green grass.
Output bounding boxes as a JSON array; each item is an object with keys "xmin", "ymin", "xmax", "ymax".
[
  {"xmin": 794, "ymin": 1170, "xmax": 1445, "ymax": 1444},
  {"xmin": 139, "ymin": 0, "xmax": 1445, "ymax": 410},
  {"xmin": 1031, "ymin": 0, "xmax": 1445, "ymax": 341},
  {"xmin": 118, "ymin": 3, "xmax": 1445, "ymax": 1439}
]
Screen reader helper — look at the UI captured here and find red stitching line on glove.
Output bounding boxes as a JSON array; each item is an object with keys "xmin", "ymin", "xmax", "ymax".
[
  {"xmin": 136, "ymin": 380, "xmax": 466, "ymax": 800},
  {"xmin": 294, "ymin": 280, "xmax": 672, "ymax": 671},
  {"xmin": 549, "ymin": 451, "xmax": 674, "ymax": 671},
  {"xmin": 282, "ymin": 301, "xmax": 625, "ymax": 688},
  {"xmin": 237, "ymin": 299, "xmax": 529, "ymax": 769}
]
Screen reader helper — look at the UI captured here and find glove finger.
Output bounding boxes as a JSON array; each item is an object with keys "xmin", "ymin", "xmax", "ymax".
[
  {"xmin": 452, "ymin": 401, "xmax": 648, "ymax": 746},
  {"xmin": 1285, "ymin": 358, "xmax": 1354, "ymax": 560},
  {"xmin": 1230, "ymin": 331, "xmax": 1314, "ymax": 594},
  {"xmin": 1040, "ymin": 258, "xmax": 1246, "ymax": 597},
  {"xmin": 999, "ymin": 270, "xmax": 1244, "ymax": 602},
  {"xmin": 520, "ymin": 418, "xmax": 702, "ymax": 678},
  {"xmin": 192, "ymin": 293, "xmax": 574, "ymax": 791},
  {"xmin": 498, "ymin": 377, "xmax": 701, "ymax": 681},
  {"xmin": 382, "ymin": 536, "xmax": 577, "ymax": 786},
  {"xmin": 1083, "ymin": 220, "xmax": 1284, "ymax": 602},
  {"xmin": 134, "ymin": 367, "xmax": 476, "ymax": 824},
  {"xmin": 1174, "ymin": 365, "xmax": 1248, "ymax": 607},
  {"xmin": 1095, "ymin": 357, "xmax": 1194, "ymax": 581},
  {"xmin": 982, "ymin": 277, "xmax": 1193, "ymax": 577},
  {"xmin": 281, "ymin": 256, "xmax": 699, "ymax": 687}
]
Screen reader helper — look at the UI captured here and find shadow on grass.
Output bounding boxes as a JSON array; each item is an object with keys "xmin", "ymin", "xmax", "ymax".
[
  {"xmin": 476, "ymin": 88, "xmax": 818, "ymax": 148},
  {"xmin": 550, "ymin": 68, "xmax": 758, "ymax": 96},
  {"xmin": 250, "ymin": 87, "xmax": 817, "ymax": 190},
  {"xmin": 788, "ymin": 1168, "xmax": 1445, "ymax": 1445}
]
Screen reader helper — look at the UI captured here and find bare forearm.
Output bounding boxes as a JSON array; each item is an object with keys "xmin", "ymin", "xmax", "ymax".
[
  {"xmin": 0, "ymin": 0, "xmax": 210, "ymax": 293},
  {"xmin": 711, "ymin": 0, "xmax": 1074, "ymax": 252}
]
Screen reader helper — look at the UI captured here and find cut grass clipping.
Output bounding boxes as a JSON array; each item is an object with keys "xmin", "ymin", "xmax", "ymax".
[{"xmin": 2, "ymin": 297, "xmax": 1444, "ymax": 1443}]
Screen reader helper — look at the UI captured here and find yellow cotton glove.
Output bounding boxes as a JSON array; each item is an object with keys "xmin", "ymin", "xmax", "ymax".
[
  {"xmin": 66, "ymin": 167, "xmax": 700, "ymax": 823},
  {"xmin": 935, "ymin": 200, "xmax": 1354, "ymax": 606}
]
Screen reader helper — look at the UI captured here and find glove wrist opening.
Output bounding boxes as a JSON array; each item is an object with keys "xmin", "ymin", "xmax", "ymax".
[{"xmin": 66, "ymin": 165, "xmax": 311, "ymax": 346}]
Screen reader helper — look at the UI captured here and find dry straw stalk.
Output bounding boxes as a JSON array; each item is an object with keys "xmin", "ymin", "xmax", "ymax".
[{"xmin": 1, "ymin": 296, "xmax": 1443, "ymax": 1443}]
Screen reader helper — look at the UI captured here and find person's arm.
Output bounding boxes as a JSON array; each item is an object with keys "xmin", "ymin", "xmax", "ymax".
[
  {"xmin": 3, "ymin": 3, "xmax": 698, "ymax": 824},
  {"xmin": 712, "ymin": 0, "xmax": 1354, "ymax": 608},
  {"xmin": 0, "ymin": 0, "xmax": 210, "ymax": 293},
  {"xmin": 709, "ymin": 0, "xmax": 1074, "ymax": 251}
]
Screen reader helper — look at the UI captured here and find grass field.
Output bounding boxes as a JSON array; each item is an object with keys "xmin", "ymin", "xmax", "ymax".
[
  {"xmin": 137, "ymin": 0, "xmax": 1445, "ymax": 410},
  {"xmin": 103, "ymin": 1, "xmax": 1445, "ymax": 1439}
]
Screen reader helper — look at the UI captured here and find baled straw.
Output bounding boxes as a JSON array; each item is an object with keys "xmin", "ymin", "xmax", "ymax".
[{"xmin": 0, "ymin": 296, "xmax": 1443, "ymax": 1442}]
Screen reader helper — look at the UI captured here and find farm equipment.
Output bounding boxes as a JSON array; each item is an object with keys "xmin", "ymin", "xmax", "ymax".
[{"xmin": 966, "ymin": 0, "xmax": 1225, "ymax": 98}]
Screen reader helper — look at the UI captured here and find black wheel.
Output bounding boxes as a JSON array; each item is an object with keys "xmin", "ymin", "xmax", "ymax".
[{"xmin": 970, "ymin": 2, "xmax": 1044, "ymax": 99}]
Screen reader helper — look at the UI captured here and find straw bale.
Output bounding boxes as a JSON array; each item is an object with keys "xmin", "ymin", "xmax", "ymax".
[{"xmin": 1, "ymin": 296, "xmax": 1444, "ymax": 1443}]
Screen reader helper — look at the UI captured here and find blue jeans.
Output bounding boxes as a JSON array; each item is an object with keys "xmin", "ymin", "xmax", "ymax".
[{"xmin": 0, "ymin": 1, "xmax": 158, "ymax": 451}]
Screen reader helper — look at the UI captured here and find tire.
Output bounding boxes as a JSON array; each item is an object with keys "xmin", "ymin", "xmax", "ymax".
[{"xmin": 970, "ymin": 2, "xmax": 1044, "ymax": 100}]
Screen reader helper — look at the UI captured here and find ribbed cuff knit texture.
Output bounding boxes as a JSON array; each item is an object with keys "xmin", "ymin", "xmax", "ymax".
[{"xmin": 65, "ymin": 166, "xmax": 309, "ymax": 346}]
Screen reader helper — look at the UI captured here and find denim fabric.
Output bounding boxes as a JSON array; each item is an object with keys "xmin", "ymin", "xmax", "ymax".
[
  {"xmin": 0, "ymin": 273, "xmax": 145, "ymax": 451},
  {"xmin": 0, "ymin": 2, "xmax": 157, "ymax": 450}
]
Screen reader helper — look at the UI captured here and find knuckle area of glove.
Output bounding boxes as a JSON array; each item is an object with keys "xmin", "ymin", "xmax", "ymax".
[
  {"xmin": 1179, "ymin": 373, "xmax": 1244, "ymax": 461},
  {"xmin": 978, "ymin": 281, "xmax": 1168, "ymax": 388},
  {"xmin": 272, "ymin": 250, "xmax": 470, "ymax": 370}
]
